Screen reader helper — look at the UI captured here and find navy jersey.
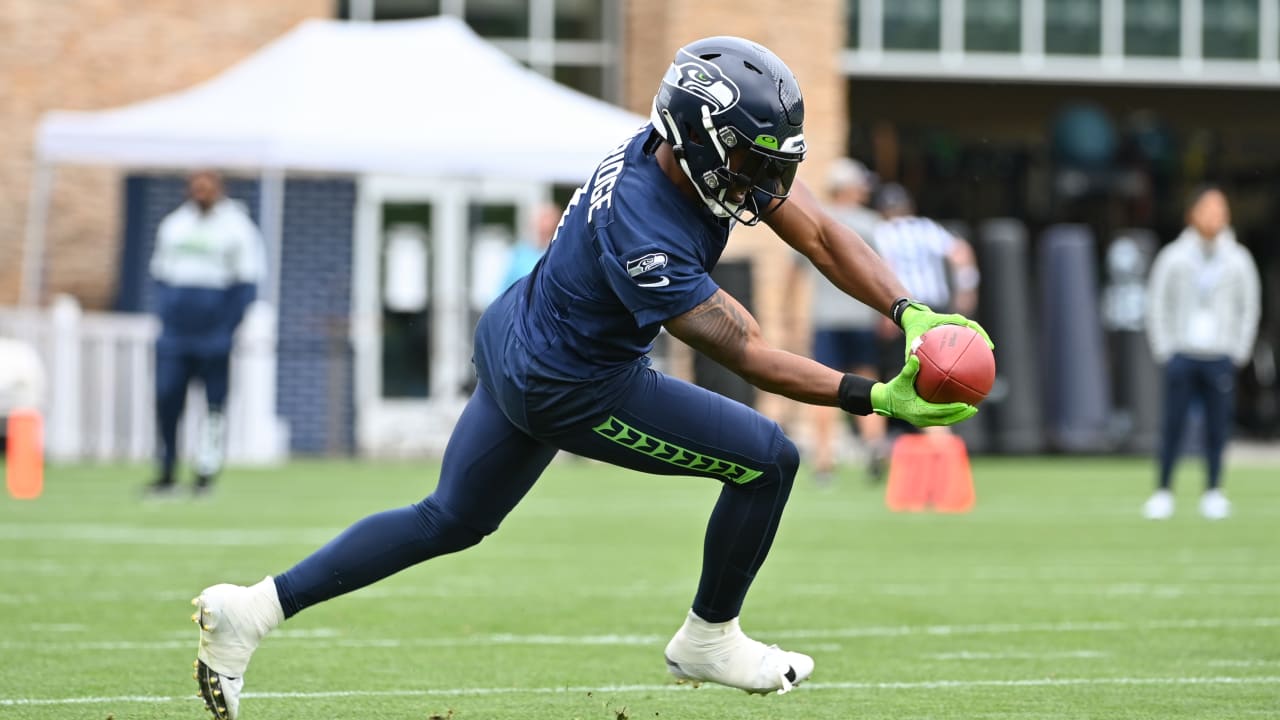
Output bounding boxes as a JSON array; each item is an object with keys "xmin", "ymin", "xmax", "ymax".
[{"xmin": 474, "ymin": 126, "xmax": 731, "ymax": 435}]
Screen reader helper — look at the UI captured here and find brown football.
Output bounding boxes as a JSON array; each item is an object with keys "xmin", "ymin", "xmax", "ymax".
[{"xmin": 912, "ymin": 325, "xmax": 996, "ymax": 405}]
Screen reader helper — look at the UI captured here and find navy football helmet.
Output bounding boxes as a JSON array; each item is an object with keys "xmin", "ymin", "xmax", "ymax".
[{"xmin": 651, "ymin": 36, "xmax": 806, "ymax": 225}]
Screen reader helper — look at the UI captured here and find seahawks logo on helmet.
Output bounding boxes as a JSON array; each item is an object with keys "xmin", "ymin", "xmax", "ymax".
[{"xmin": 664, "ymin": 56, "xmax": 740, "ymax": 114}]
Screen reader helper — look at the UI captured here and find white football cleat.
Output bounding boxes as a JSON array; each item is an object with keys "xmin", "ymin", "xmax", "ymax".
[
  {"xmin": 192, "ymin": 577, "xmax": 283, "ymax": 719},
  {"xmin": 1142, "ymin": 490, "xmax": 1174, "ymax": 520},
  {"xmin": 1199, "ymin": 490, "xmax": 1231, "ymax": 520},
  {"xmin": 664, "ymin": 610, "xmax": 814, "ymax": 695}
]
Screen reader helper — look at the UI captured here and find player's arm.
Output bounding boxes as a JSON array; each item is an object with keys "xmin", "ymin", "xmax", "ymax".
[
  {"xmin": 765, "ymin": 179, "xmax": 907, "ymax": 318},
  {"xmin": 663, "ymin": 290, "xmax": 976, "ymax": 425},
  {"xmin": 665, "ymin": 288, "xmax": 846, "ymax": 407}
]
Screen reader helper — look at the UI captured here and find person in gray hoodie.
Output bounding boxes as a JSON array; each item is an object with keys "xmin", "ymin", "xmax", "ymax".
[{"xmin": 1143, "ymin": 185, "xmax": 1261, "ymax": 520}]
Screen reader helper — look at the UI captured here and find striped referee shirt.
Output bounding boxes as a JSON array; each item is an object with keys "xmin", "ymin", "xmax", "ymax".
[{"xmin": 874, "ymin": 216, "xmax": 957, "ymax": 310}]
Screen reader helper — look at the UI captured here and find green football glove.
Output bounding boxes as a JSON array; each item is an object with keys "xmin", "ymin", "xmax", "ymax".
[
  {"xmin": 870, "ymin": 355, "xmax": 978, "ymax": 427},
  {"xmin": 898, "ymin": 301, "xmax": 994, "ymax": 362}
]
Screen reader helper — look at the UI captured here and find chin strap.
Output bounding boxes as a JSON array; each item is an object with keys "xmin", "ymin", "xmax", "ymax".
[{"xmin": 651, "ymin": 103, "xmax": 734, "ymax": 218}]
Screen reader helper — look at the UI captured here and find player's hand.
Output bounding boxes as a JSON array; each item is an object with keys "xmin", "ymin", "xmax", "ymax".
[
  {"xmin": 899, "ymin": 302, "xmax": 994, "ymax": 361},
  {"xmin": 870, "ymin": 356, "xmax": 978, "ymax": 427}
]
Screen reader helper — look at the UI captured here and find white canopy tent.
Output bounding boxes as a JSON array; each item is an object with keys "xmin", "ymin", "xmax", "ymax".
[{"xmin": 24, "ymin": 14, "xmax": 647, "ymax": 305}]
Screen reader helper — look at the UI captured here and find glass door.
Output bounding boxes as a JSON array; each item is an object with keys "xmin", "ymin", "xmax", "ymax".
[{"xmin": 352, "ymin": 176, "xmax": 542, "ymax": 455}]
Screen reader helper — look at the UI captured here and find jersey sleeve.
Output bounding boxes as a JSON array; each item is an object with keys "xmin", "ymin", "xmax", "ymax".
[{"xmin": 595, "ymin": 226, "xmax": 719, "ymax": 328}]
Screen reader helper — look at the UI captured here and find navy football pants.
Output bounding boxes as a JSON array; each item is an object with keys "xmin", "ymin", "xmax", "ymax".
[
  {"xmin": 275, "ymin": 369, "xmax": 799, "ymax": 623},
  {"xmin": 155, "ymin": 348, "xmax": 230, "ymax": 480},
  {"xmin": 1157, "ymin": 354, "xmax": 1236, "ymax": 491}
]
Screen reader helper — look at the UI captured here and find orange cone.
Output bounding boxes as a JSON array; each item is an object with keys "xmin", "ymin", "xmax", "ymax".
[
  {"xmin": 5, "ymin": 407, "xmax": 44, "ymax": 500},
  {"xmin": 885, "ymin": 433, "xmax": 974, "ymax": 513}
]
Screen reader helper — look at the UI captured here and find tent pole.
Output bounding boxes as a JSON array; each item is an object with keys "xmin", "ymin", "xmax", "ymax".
[
  {"xmin": 258, "ymin": 168, "xmax": 286, "ymax": 309},
  {"xmin": 20, "ymin": 162, "xmax": 55, "ymax": 307}
]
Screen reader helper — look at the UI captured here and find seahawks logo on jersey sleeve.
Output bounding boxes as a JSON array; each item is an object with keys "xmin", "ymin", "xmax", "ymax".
[
  {"xmin": 626, "ymin": 252, "xmax": 670, "ymax": 288},
  {"xmin": 664, "ymin": 56, "xmax": 740, "ymax": 115}
]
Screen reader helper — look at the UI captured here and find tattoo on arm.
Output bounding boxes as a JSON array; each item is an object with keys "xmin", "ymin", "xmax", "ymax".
[{"xmin": 666, "ymin": 290, "xmax": 759, "ymax": 368}]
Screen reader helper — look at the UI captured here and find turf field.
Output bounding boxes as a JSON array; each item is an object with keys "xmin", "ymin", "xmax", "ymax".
[{"xmin": 1, "ymin": 454, "xmax": 1278, "ymax": 719}]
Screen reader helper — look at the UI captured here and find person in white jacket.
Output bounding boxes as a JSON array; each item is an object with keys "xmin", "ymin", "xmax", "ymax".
[
  {"xmin": 147, "ymin": 171, "xmax": 264, "ymax": 498},
  {"xmin": 1143, "ymin": 186, "xmax": 1261, "ymax": 520}
]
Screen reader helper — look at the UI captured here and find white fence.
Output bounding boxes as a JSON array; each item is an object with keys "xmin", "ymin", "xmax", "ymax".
[{"xmin": 0, "ymin": 295, "xmax": 287, "ymax": 465}]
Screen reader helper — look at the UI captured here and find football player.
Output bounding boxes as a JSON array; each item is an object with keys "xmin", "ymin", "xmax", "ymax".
[{"xmin": 190, "ymin": 36, "xmax": 991, "ymax": 718}]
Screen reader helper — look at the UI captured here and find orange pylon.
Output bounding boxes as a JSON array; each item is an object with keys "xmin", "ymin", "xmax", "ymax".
[
  {"xmin": 884, "ymin": 433, "xmax": 974, "ymax": 513},
  {"xmin": 5, "ymin": 407, "xmax": 44, "ymax": 500}
]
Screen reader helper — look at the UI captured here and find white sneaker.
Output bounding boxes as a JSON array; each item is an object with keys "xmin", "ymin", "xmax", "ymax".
[
  {"xmin": 192, "ymin": 577, "xmax": 283, "ymax": 719},
  {"xmin": 1142, "ymin": 490, "xmax": 1174, "ymax": 520},
  {"xmin": 1199, "ymin": 490, "xmax": 1231, "ymax": 520},
  {"xmin": 663, "ymin": 610, "xmax": 814, "ymax": 695}
]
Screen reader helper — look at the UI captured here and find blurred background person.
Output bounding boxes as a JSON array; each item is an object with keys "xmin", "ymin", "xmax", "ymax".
[
  {"xmin": 500, "ymin": 202, "xmax": 562, "ymax": 292},
  {"xmin": 146, "ymin": 170, "xmax": 264, "ymax": 498},
  {"xmin": 1142, "ymin": 186, "xmax": 1261, "ymax": 521},
  {"xmin": 873, "ymin": 183, "xmax": 981, "ymax": 437},
  {"xmin": 788, "ymin": 158, "xmax": 888, "ymax": 484}
]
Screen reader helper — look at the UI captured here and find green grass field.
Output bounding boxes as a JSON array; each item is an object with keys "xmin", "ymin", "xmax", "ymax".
[{"xmin": 1, "ymin": 454, "xmax": 1278, "ymax": 719}]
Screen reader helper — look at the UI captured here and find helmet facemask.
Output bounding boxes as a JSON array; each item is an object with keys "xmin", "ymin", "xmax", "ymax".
[{"xmin": 700, "ymin": 118, "xmax": 802, "ymax": 224}]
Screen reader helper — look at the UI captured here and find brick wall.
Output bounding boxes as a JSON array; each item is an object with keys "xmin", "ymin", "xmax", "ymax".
[
  {"xmin": 276, "ymin": 177, "xmax": 357, "ymax": 455},
  {"xmin": 0, "ymin": 0, "xmax": 330, "ymax": 308}
]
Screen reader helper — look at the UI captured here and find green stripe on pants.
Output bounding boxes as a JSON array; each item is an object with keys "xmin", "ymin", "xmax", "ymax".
[{"xmin": 592, "ymin": 416, "xmax": 764, "ymax": 484}]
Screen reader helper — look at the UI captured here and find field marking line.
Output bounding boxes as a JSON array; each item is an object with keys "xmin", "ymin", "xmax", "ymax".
[
  {"xmin": 3, "ymin": 675, "xmax": 1279, "ymax": 707},
  {"xmin": 924, "ymin": 650, "xmax": 1108, "ymax": 660},
  {"xmin": 0, "ymin": 523, "xmax": 339, "ymax": 546},
  {"xmin": 766, "ymin": 616, "xmax": 1280, "ymax": 639},
  {"xmin": 6, "ymin": 518, "xmax": 1280, "ymax": 550},
  {"xmin": 3, "ymin": 617, "xmax": 1278, "ymax": 652}
]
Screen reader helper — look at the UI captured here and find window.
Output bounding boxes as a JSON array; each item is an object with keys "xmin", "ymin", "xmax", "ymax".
[
  {"xmin": 1125, "ymin": 0, "xmax": 1179, "ymax": 57},
  {"xmin": 1046, "ymin": 0, "xmax": 1101, "ymax": 55},
  {"xmin": 336, "ymin": 0, "xmax": 620, "ymax": 101},
  {"xmin": 337, "ymin": 0, "xmax": 440, "ymax": 20},
  {"xmin": 1203, "ymin": 0, "xmax": 1259, "ymax": 59},
  {"xmin": 554, "ymin": 65, "xmax": 605, "ymax": 98},
  {"xmin": 966, "ymin": 0, "xmax": 1021, "ymax": 53},
  {"xmin": 465, "ymin": 0, "xmax": 529, "ymax": 37},
  {"xmin": 846, "ymin": 0, "xmax": 860, "ymax": 48},
  {"xmin": 884, "ymin": 0, "xmax": 941, "ymax": 50},
  {"xmin": 380, "ymin": 203, "xmax": 433, "ymax": 398},
  {"xmin": 555, "ymin": 0, "xmax": 606, "ymax": 41}
]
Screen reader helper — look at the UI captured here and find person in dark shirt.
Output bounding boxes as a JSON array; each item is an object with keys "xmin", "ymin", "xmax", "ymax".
[{"xmin": 188, "ymin": 37, "xmax": 990, "ymax": 719}]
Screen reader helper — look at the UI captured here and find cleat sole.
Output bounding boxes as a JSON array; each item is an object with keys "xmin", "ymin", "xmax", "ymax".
[{"xmin": 194, "ymin": 659, "xmax": 232, "ymax": 720}]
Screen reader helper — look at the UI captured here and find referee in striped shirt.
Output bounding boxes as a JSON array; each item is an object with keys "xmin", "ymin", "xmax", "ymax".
[{"xmin": 873, "ymin": 184, "xmax": 980, "ymax": 391}]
